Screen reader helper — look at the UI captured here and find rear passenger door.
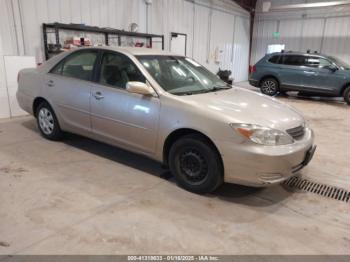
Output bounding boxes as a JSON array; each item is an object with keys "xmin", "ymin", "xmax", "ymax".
[
  {"xmin": 47, "ymin": 49, "xmax": 98, "ymax": 133},
  {"xmin": 278, "ymin": 55, "xmax": 306, "ymax": 89}
]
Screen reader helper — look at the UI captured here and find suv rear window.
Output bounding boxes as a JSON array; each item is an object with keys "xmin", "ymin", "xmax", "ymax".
[
  {"xmin": 281, "ymin": 55, "xmax": 306, "ymax": 66},
  {"xmin": 268, "ymin": 55, "xmax": 281, "ymax": 64}
]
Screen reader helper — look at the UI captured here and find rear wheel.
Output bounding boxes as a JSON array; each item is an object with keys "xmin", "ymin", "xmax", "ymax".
[
  {"xmin": 36, "ymin": 101, "xmax": 63, "ymax": 140},
  {"xmin": 169, "ymin": 134, "xmax": 223, "ymax": 194},
  {"xmin": 343, "ymin": 86, "xmax": 350, "ymax": 105},
  {"xmin": 260, "ymin": 78, "xmax": 279, "ymax": 96}
]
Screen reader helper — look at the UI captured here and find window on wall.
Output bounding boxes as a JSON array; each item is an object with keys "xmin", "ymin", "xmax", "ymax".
[{"xmin": 267, "ymin": 44, "xmax": 285, "ymax": 54}]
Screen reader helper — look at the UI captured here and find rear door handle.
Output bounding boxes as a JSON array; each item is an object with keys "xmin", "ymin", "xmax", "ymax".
[
  {"xmin": 93, "ymin": 91, "xmax": 104, "ymax": 100},
  {"xmin": 47, "ymin": 80, "xmax": 54, "ymax": 87}
]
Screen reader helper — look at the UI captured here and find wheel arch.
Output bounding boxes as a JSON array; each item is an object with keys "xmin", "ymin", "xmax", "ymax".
[
  {"xmin": 162, "ymin": 128, "xmax": 223, "ymax": 172},
  {"xmin": 340, "ymin": 83, "xmax": 350, "ymax": 96},
  {"xmin": 32, "ymin": 97, "xmax": 50, "ymax": 117},
  {"xmin": 259, "ymin": 75, "xmax": 280, "ymax": 87}
]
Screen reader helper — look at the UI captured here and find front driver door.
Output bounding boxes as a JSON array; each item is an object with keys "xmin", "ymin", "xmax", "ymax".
[
  {"xmin": 302, "ymin": 56, "xmax": 343, "ymax": 94},
  {"xmin": 90, "ymin": 51, "xmax": 160, "ymax": 155}
]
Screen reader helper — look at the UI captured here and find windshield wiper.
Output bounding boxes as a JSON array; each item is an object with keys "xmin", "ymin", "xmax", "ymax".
[{"xmin": 207, "ymin": 85, "xmax": 232, "ymax": 92}]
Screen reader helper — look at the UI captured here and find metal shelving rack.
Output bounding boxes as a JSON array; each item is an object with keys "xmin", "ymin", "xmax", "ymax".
[{"xmin": 43, "ymin": 22, "xmax": 165, "ymax": 60}]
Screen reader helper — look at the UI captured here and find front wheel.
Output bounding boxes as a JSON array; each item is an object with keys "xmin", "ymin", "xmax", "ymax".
[
  {"xmin": 343, "ymin": 86, "xmax": 350, "ymax": 105},
  {"xmin": 169, "ymin": 134, "xmax": 223, "ymax": 194},
  {"xmin": 36, "ymin": 101, "xmax": 63, "ymax": 140},
  {"xmin": 260, "ymin": 78, "xmax": 279, "ymax": 96}
]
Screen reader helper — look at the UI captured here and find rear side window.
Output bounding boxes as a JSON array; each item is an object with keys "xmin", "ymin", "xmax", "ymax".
[
  {"xmin": 281, "ymin": 55, "xmax": 306, "ymax": 66},
  {"xmin": 268, "ymin": 55, "xmax": 281, "ymax": 64},
  {"xmin": 50, "ymin": 50, "xmax": 98, "ymax": 81}
]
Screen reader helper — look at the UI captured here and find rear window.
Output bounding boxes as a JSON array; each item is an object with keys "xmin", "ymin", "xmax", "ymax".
[
  {"xmin": 281, "ymin": 55, "xmax": 306, "ymax": 66},
  {"xmin": 268, "ymin": 55, "xmax": 281, "ymax": 64}
]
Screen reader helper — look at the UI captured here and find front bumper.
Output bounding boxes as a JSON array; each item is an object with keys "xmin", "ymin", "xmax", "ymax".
[{"xmin": 217, "ymin": 127, "xmax": 315, "ymax": 187}]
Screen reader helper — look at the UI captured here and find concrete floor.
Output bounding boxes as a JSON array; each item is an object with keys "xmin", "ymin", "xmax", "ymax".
[{"xmin": 0, "ymin": 82, "xmax": 350, "ymax": 255}]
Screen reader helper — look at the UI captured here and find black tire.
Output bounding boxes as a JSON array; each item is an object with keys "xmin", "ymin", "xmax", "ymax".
[
  {"xmin": 260, "ymin": 78, "xmax": 279, "ymax": 96},
  {"xmin": 343, "ymin": 86, "xmax": 350, "ymax": 105},
  {"xmin": 36, "ymin": 101, "xmax": 63, "ymax": 141},
  {"xmin": 169, "ymin": 134, "xmax": 223, "ymax": 194}
]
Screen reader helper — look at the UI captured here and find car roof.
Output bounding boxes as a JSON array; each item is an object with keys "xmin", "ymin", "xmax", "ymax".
[
  {"xmin": 81, "ymin": 46, "xmax": 181, "ymax": 56},
  {"xmin": 269, "ymin": 51, "xmax": 328, "ymax": 57}
]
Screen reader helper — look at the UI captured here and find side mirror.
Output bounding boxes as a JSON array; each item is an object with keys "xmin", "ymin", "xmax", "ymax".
[
  {"xmin": 126, "ymin": 81, "xmax": 155, "ymax": 96},
  {"xmin": 325, "ymin": 65, "xmax": 338, "ymax": 72}
]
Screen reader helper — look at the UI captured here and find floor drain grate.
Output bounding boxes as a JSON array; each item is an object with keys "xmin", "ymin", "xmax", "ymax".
[{"xmin": 284, "ymin": 176, "xmax": 350, "ymax": 203}]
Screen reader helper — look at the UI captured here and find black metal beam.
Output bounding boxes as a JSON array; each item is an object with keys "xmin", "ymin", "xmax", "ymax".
[{"xmin": 232, "ymin": 0, "xmax": 257, "ymax": 13}]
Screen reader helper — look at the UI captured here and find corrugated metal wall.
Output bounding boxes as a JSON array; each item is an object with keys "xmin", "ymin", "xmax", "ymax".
[
  {"xmin": 251, "ymin": 0, "xmax": 350, "ymax": 65},
  {"xmin": 0, "ymin": 0, "xmax": 250, "ymax": 119}
]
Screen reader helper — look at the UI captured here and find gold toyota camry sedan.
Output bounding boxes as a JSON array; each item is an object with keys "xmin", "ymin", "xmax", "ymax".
[{"xmin": 17, "ymin": 47, "xmax": 316, "ymax": 193}]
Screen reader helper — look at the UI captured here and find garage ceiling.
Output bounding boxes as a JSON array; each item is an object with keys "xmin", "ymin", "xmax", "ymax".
[{"xmin": 233, "ymin": 0, "xmax": 257, "ymax": 13}]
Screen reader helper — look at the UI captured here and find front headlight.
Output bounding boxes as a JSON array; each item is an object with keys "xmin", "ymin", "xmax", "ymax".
[{"xmin": 230, "ymin": 123, "xmax": 294, "ymax": 146}]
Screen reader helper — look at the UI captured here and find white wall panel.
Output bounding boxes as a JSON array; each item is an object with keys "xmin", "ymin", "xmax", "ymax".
[
  {"xmin": 322, "ymin": 16, "xmax": 350, "ymax": 64},
  {"xmin": 206, "ymin": 9, "xmax": 235, "ymax": 73},
  {"xmin": 192, "ymin": 4, "xmax": 211, "ymax": 67},
  {"xmin": 233, "ymin": 16, "xmax": 250, "ymax": 82},
  {"xmin": 251, "ymin": 19, "xmax": 277, "ymax": 64},
  {"xmin": 279, "ymin": 19, "xmax": 302, "ymax": 51},
  {"xmin": 300, "ymin": 18, "xmax": 325, "ymax": 53}
]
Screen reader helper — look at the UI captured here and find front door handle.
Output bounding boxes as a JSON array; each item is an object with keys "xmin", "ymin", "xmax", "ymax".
[
  {"xmin": 93, "ymin": 91, "xmax": 104, "ymax": 100},
  {"xmin": 47, "ymin": 80, "xmax": 54, "ymax": 87},
  {"xmin": 304, "ymin": 71, "xmax": 316, "ymax": 75}
]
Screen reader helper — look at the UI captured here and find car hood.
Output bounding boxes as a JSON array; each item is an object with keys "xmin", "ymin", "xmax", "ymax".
[{"xmin": 181, "ymin": 87, "xmax": 304, "ymax": 131}]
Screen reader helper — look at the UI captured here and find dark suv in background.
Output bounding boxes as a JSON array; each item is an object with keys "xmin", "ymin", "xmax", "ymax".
[{"xmin": 249, "ymin": 52, "xmax": 350, "ymax": 105}]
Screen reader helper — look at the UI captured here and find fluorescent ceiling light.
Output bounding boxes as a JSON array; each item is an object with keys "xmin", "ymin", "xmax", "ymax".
[{"xmin": 270, "ymin": 0, "xmax": 350, "ymax": 11}]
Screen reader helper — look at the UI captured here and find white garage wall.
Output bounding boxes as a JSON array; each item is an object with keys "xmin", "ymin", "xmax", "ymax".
[
  {"xmin": 0, "ymin": 0, "xmax": 250, "ymax": 119},
  {"xmin": 251, "ymin": 0, "xmax": 350, "ymax": 65}
]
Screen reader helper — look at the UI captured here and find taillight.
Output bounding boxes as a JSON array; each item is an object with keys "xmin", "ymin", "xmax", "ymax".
[{"xmin": 251, "ymin": 65, "xmax": 257, "ymax": 73}]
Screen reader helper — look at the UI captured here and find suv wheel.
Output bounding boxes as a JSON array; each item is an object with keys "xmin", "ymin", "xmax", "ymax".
[
  {"xmin": 36, "ymin": 101, "xmax": 63, "ymax": 140},
  {"xmin": 169, "ymin": 134, "xmax": 223, "ymax": 194},
  {"xmin": 260, "ymin": 78, "xmax": 279, "ymax": 96},
  {"xmin": 344, "ymin": 86, "xmax": 350, "ymax": 105}
]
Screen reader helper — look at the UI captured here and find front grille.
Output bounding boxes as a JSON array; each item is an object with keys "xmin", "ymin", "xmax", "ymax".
[{"xmin": 286, "ymin": 125, "xmax": 305, "ymax": 139}]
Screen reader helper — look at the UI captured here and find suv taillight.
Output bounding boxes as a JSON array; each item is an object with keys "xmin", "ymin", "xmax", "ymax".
[{"xmin": 251, "ymin": 65, "xmax": 257, "ymax": 73}]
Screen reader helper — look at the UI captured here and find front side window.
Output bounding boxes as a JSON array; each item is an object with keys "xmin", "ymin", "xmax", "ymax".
[
  {"xmin": 53, "ymin": 51, "xmax": 98, "ymax": 81},
  {"xmin": 99, "ymin": 52, "xmax": 145, "ymax": 89},
  {"xmin": 305, "ymin": 57, "xmax": 332, "ymax": 68},
  {"xmin": 281, "ymin": 55, "xmax": 306, "ymax": 66},
  {"xmin": 137, "ymin": 56, "xmax": 229, "ymax": 95}
]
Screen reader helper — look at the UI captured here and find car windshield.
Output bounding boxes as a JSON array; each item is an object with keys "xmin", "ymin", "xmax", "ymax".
[
  {"xmin": 329, "ymin": 56, "xmax": 350, "ymax": 70},
  {"xmin": 137, "ymin": 55, "xmax": 231, "ymax": 95}
]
